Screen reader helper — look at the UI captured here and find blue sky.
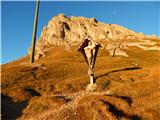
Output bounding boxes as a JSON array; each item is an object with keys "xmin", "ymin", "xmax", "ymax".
[{"xmin": 1, "ymin": 1, "xmax": 160, "ymax": 64}]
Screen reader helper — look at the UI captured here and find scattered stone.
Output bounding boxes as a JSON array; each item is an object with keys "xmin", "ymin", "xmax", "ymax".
[
  {"xmin": 20, "ymin": 62, "xmax": 42, "ymax": 67},
  {"xmin": 86, "ymin": 83, "xmax": 97, "ymax": 92}
]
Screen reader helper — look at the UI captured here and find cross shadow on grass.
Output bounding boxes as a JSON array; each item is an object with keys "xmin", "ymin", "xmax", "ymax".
[{"xmin": 95, "ymin": 67, "xmax": 141, "ymax": 80}]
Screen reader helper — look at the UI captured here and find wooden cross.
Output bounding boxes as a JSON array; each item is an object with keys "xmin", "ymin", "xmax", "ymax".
[{"xmin": 78, "ymin": 37, "xmax": 101, "ymax": 84}]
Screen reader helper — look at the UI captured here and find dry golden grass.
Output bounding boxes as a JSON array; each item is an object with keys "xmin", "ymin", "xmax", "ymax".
[{"xmin": 1, "ymin": 45, "xmax": 160, "ymax": 120}]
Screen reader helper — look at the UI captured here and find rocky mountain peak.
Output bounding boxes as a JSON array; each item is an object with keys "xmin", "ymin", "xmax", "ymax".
[{"xmin": 28, "ymin": 13, "xmax": 159, "ymax": 60}]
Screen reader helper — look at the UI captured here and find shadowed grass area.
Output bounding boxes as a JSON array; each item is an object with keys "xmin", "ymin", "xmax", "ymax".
[{"xmin": 1, "ymin": 94, "xmax": 28, "ymax": 120}]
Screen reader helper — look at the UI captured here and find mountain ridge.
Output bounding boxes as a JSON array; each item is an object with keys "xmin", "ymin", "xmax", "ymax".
[{"xmin": 28, "ymin": 13, "xmax": 159, "ymax": 60}]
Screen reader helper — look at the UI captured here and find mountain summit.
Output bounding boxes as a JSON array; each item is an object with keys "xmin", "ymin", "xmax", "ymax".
[{"xmin": 29, "ymin": 14, "xmax": 159, "ymax": 60}]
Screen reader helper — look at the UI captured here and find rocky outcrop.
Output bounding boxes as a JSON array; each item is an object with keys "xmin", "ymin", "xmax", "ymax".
[{"xmin": 28, "ymin": 14, "xmax": 159, "ymax": 60}]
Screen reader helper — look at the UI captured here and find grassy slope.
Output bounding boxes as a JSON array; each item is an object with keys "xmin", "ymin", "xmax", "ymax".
[{"xmin": 1, "ymin": 43, "xmax": 160, "ymax": 120}]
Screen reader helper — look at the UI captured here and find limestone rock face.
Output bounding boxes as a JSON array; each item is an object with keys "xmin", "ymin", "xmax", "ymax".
[{"xmin": 29, "ymin": 14, "xmax": 159, "ymax": 59}]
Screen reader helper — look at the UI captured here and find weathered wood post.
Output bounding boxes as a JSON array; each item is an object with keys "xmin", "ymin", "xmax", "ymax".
[
  {"xmin": 78, "ymin": 37, "xmax": 101, "ymax": 91},
  {"xmin": 30, "ymin": 0, "xmax": 39, "ymax": 63},
  {"xmin": 88, "ymin": 67, "xmax": 95, "ymax": 84}
]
